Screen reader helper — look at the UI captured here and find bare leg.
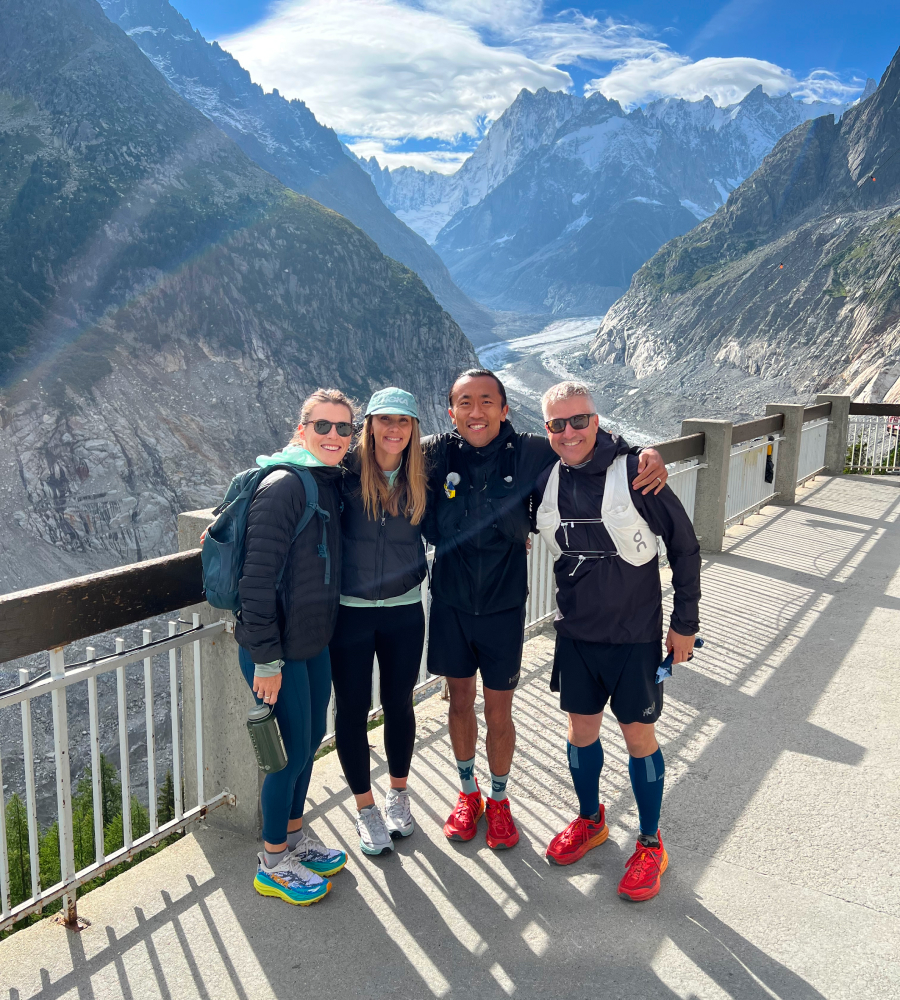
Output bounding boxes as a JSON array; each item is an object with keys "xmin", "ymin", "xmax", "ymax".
[
  {"xmin": 618, "ymin": 721, "xmax": 658, "ymax": 758},
  {"xmin": 447, "ymin": 675, "xmax": 478, "ymax": 761},
  {"xmin": 568, "ymin": 711, "xmax": 603, "ymax": 747},
  {"xmin": 264, "ymin": 816, "xmax": 302, "ymax": 855},
  {"xmin": 483, "ymin": 687, "xmax": 516, "ymax": 778}
]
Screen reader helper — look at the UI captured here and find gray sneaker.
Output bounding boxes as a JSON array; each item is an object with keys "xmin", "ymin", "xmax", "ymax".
[
  {"xmin": 357, "ymin": 804, "xmax": 394, "ymax": 855},
  {"xmin": 384, "ymin": 787, "xmax": 415, "ymax": 839}
]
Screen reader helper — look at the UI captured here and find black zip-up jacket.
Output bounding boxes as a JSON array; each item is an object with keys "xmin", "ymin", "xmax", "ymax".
[
  {"xmin": 339, "ymin": 451, "xmax": 428, "ymax": 601},
  {"xmin": 535, "ymin": 432, "xmax": 701, "ymax": 644},
  {"xmin": 235, "ymin": 465, "xmax": 342, "ymax": 663}
]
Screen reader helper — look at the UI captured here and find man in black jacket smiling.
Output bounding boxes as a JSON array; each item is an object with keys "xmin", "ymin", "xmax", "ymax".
[
  {"xmin": 535, "ymin": 380, "xmax": 700, "ymax": 902},
  {"xmin": 422, "ymin": 369, "xmax": 669, "ymax": 852}
]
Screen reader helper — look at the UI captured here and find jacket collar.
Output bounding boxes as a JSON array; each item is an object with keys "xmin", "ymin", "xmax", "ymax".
[{"xmin": 449, "ymin": 419, "xmax": 517, "ymax": 458}]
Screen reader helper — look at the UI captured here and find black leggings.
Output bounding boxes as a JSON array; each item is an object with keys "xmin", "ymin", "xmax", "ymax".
[{"xmin": 329, "ymin": 602, "xmax": 426, "ymax": 795}]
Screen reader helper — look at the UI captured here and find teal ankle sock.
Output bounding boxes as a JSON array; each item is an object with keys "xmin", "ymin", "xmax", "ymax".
[
  {"xmin": 456, "ymin": 756, "xmax": 478, "ymax": 795},
  {"xmin": 489, "ymin": 770, "xmax": 509, "ymax": 801}
]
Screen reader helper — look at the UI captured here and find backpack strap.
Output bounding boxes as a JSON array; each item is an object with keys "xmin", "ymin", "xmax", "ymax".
[{"xmin": 276, "ymin": 467, "xmax": 332, "ymax": 586}]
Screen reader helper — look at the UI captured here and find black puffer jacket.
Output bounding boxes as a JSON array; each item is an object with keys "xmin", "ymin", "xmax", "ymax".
[
  {"xmin": 535, "ymin": 432, "xmax": 701, "ymax": 644},
  {"xmin": 340, "ymin": 451, "xmax": 428, "ymax": 601},
  {"xmin": 235, "ymin": 465, "xmax": 343, "ymax": 663}
]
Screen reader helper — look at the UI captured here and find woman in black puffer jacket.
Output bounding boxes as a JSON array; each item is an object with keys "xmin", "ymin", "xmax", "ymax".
[
  {"xmin": 330, "ymin": 387, "xmax": 429, "ymax": 857},
  {"xmin": 235, "ymin": 387, "xmax": 354, "ymax": 907}
]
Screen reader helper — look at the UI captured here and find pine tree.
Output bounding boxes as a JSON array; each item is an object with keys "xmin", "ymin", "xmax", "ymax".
[
  {"xmin": 157, "ymin": 769, "xmax": 175, "ymax": 825},
  {"xmin": 4, "ymin": 793, "xmax": 32, "ymax": 907},
  {"xmin": 38, "ymin": 822, "xmax": 61, "ymax": 888},
  {"xmin": 99, "ymin": 753, "xmax": 122, "ymax": 826},
  {"xmin": 103, "ymin": 795, "xmax": 151, "ymax": 857},
  {"xmin": 72, "ymin": 773, "xmax": 96, "ymax": 871}
]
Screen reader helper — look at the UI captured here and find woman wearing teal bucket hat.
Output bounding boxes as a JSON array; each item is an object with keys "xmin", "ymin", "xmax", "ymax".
[{"xmin": 330, "ymin": 387, "xmax": 429, "ymax": 856}]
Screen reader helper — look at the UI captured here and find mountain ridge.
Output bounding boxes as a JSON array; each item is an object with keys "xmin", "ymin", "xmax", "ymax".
[
  {"xmin": 98, "ymin": 0, "xmax": 494, "ymax": 341},
  {"xmin": 0, "ymin": 0, "xmax": 476, "ymax": 591},
  {"xmin": 587, "ymin": 48, "xmax": 900, "ymax": 408}
]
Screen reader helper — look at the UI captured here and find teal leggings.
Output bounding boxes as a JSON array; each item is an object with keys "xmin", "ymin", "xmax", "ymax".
[{"xmin": 238, "ymin": 646, "xmax": 332, "ymax": 844}]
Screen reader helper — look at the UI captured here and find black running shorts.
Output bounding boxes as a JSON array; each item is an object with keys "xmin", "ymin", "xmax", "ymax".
[
  {"xmin": 553, "ymin": 635, "xmax": 663, "ymax": 724},
  {"xmin": 427, "ymin": 598, "xmax": 525, "ymax": 691}
]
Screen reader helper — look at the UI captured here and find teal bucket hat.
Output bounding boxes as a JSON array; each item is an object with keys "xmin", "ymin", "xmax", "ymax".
[{"xmin": 365, "ymin": 386, "xmax": 419, "ymax": 420}]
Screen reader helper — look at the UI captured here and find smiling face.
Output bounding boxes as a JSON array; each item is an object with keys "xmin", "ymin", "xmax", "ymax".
[
  {"xmin": 544, "ymin": 395, "xmax": 599, "ymax": 466},
  {"xmin": 449, "ymin": 375, "xmax": 509, "ymax": 448},
  {"xmin": 371, "ymin": 413, "xmax": 413, "ymax": 470},
  {"xmin": 297, "ymin": 401, "xmax": 354, "ymax": 465}
]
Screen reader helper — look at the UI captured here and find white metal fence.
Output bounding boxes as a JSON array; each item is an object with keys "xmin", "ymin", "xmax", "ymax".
[
  {"xmin": 797, "ymin": 418, "xmax": 830, "ymax": 484},
  {"xmin": 725, "ymin": 435, "xmax": 780, "ymax": 527},
  {"xmin": 321, "ymin": 531, "xmax": 559, "ymax": 743},
  {"xmin": 846, "ymin": 414, "xmax": 900, "ymax": 474},
  {"xmin": 666, "ymin": 459, "xmax": 703, "ymax": 524},
  {"xmin": 0, "ymin": 617, "xmax": 232, "ymax": 932}
]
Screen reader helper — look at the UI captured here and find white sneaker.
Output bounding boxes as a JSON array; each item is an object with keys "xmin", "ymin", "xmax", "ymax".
[
  {"xmin": 357, "ymin": 804, "xmax": 394, "ymax": 855},
  {"xmin": 384, "ymin": 787, "xmax": 415, "ymax": 839}
]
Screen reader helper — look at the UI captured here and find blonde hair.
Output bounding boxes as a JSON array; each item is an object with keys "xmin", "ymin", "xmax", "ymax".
[
  {"xmin": 356, "ymin": 415, "xmax": 427, "ymax": 526},
  {"xmin": 290, "ymin": 388, "xmax": 356, "ymax": 445},
  {"xmin": 541, "ymin": 380, "xmax": 596, "ymax": 417}
]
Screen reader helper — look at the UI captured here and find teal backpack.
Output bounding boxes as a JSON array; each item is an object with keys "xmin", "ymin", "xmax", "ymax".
[{"xmin": 201, "ymin": 465, "xmax": 331, "ymax": 612}]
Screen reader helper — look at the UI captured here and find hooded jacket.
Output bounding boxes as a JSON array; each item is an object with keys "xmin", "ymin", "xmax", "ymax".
[
  {"xmin": 534, "ymin": 431, "xmax": 701, "ymax": 644},
  {"xmin": 235, "ymin": 446, "xmax": 343, "ymax": 663},
  {"xmin": 339, "ymin": 450, "xmax": 428, "ymax": 601}
]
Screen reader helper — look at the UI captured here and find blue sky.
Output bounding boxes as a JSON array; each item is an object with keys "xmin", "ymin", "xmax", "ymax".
[{"xmin": 171, "ymin": 1, "xmax": 899, "ymax": 171}]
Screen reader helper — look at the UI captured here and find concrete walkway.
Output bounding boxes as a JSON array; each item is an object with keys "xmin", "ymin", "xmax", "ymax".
[{"xmin": 2, "ymin": 474, "xmax": 899, "ymax": 1000}]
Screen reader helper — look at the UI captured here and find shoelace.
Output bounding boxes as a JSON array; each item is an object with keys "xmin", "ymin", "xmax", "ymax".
[
  {"xmin": 292, "ymin": 834, "xmax": 334, "ymax": 861},
  {"xmin": 453, "ymin": 794, "xmax": 479, "ymax": 824},
  {"xmin": 626, "ymin": 846, "xmax": 660, "ymax": 881},
  {"xmin": 272, "ymin": 854, "xmax": 323, "ymax": 885},
  {"xmin": 386, "ymin": 791, "xmax": 411, "ymax": 825},
  {"xmin": 360, "ymin": 807, "xmax": 390, "ymax": 844},
  {"xmin": 488, "ymin": 801, "xmax": 515, "ymax": 836},
  {"xmin": 559, "ymin": 818, "xmax": 590, "ymax": 848}
]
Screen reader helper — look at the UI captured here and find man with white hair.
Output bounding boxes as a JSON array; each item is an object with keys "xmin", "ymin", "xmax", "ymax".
[{"xmin": 535, "ymin": 380, "xmax": 700, "ymax": 901}]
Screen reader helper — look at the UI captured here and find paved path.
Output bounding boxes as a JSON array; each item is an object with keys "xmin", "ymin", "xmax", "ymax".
[{"xmin": 3, "ymin": 475, "xmax": 899, "ymax": 999}]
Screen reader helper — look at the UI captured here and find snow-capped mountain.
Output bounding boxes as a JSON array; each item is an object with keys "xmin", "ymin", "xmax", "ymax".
[
  {"xmin": 363, "ymin": 82, "xmax": 874, "ymax": 315},
  {"xmin": 99, "ymin": 0, "xmax": 493, "ymax": 340},
  {"xmin": 362, "ymin": 88, "xmax": 581, "ymax": 243},
  {"xmin": 589, "ymin": 51, "xmax": 899, "ymax": 408}
]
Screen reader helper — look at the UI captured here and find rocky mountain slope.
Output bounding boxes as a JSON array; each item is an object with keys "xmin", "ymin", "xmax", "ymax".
[
  {"xmin": 98, "ymin": 0, "xmax": 493, "ymax": 342},
  {"xmin": 0, "ymin": 0, "xmax": 476, "ymax": 593},
  {"xmin": 588, "ymin": 47, "xmax": 900, "ymax": 410},
  {"xmin": 362, "ymin": 88, "xmax": 581, "ymax": 243},
  {"xmin": 363, "ymin": 84, "xmax": 870, "ymax": 316}
]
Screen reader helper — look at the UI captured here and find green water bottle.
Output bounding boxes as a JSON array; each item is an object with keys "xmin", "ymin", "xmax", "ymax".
[{"xmin": 246, "ymin": 705, "xmax": 288, "ymax": 773}]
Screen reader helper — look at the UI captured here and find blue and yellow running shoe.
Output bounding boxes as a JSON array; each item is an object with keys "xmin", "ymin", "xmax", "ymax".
[
  {"xmin": 254, "ymin": 852, "xmax": 331, "ymax": 905},
  {"xmin": 290, "ymin": 829, "xmax": 348, "ymax": 877}
]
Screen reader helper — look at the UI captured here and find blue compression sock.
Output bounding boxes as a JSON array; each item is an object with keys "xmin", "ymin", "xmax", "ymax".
[
  {"xmin": 567, "ymin": 740, "xmax": 604, "ymax": 819},
  {"xmin": 628, "ymin": 747, "xmax": 665, "ymax": 837}
]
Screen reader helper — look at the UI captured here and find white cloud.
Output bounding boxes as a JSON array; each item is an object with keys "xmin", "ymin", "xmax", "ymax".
[
  {"xmin": 218, "ymin": 0, "xmax": 568, "ymax": 143},
  {"xmin": 587, "ymin": 52, "xmax": 863, "ymax": 108},
  {"xmin": 219, "ymin": 1, "xmax": 865, "ymax": 171},
  {"xmin": 347, "ymin": 140, "xmax": 471, "ymax": 174}
]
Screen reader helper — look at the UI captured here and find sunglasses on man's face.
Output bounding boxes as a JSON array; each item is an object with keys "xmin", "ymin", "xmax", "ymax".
[
  {"xmin": 305, "ymin": 419, "xmax": 355, "ymax": 437},
  {"xmin": 544, "ymin": 413, "xmax": 596, "ymax": 434}
]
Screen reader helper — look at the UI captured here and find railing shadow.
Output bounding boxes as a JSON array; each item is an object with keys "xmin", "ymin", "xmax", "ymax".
[{"xmin": 3, "ymin": 474, "xmax": 898, "ymax": 999}]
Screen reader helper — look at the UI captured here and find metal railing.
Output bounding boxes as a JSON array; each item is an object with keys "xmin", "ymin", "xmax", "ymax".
[
  {"xmin": 320, "ymin": 531, "xmax": 560, "ymax": 744},
  {"xmin": 797, "ymin": 418, "xmax": 830, "ymax": 484},
  {"xmin": 0, "ymin": 616, "xmax": 232, "ymax": 932},
  {"xmin": 666, "ymin": 459, "xmax": 703, "ymax": 523},
  {"xmin": 725, "ymin": 434, "xmax": 780, "ymax": 527},
  {"xmin": 846, "ymin": 410, "xmax": 900, "ymax": 474}
]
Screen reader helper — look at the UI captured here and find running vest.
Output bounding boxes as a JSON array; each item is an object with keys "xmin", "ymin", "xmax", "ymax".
[{"xmin": 536, "ymin": 455, "xmax": 658, "ymax": 567}]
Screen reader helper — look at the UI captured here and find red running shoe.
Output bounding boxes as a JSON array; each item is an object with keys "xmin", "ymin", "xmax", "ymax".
[
  {"xmin": 443, "ymin": 788, "xmax": 484, "ymax": 841},
  {"xmin": 485, "ymin": 797, "xmax": 519, "ymax": 850},
  {"xmin": 617, "ymin": 832, "xmax": 668, "ymax": 902},
  {"xmin": 545, "ymin": 806, "xmax": 609, "ymax": 865}
]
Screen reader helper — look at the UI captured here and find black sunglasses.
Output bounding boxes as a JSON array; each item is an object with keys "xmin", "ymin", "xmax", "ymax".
[
  {"xmin": 305, "ymin": 419, "xmax": 355, "ymax": 437},
  {"xmin": 544, "ymin": 413, "xmax": 596, "ymax": 434}
]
